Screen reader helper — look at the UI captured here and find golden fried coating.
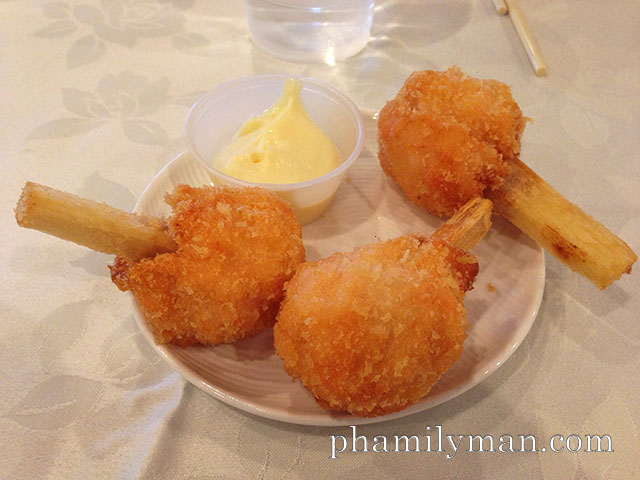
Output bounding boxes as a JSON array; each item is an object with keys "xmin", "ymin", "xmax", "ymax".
[
  {"xmin": 273, "ymin": 235, "xmax": 478, "ymax": 417},
  {"xmin": 110, "ymin": 184, "xmax": 305, "ymax": 346},
  {"xmin": 378, "ymin": 66, "xmax": 526, "ymax": 217}
]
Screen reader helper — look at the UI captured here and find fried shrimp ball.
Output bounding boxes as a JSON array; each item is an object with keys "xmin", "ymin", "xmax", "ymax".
[
  {"xmin": 273, "ymin": 235, "xmax": 478, "ymax": 417},
  {"xmin": 110, "ymin": 184, "xmax": 305, "ymax": 346},
  {"xmin": 378, "ymin": 66, "xmax": 526, "ymax": 217}
]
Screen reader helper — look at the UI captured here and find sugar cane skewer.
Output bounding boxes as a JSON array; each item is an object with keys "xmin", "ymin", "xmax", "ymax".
[
  {"xmin": 16, "ymin": 181, "xmax": 307, "ymax": 346},
  {"xmin": 487, "ymin": 158, "xmax": 636, "ymax": 290},
  {"xmin": 15, "ymin": 182, "xmax": 177, "ymax": 261},
  {"xmin": 431, "ymin": 196, "xmax": 493, "ymax": 250},
  {"xmin": 274, "ymin": 197, "xmax": 492, "ymax": 417},
  {"xmin": 378, "ymin": 67, "xmax": 636, "ymax": 290}
]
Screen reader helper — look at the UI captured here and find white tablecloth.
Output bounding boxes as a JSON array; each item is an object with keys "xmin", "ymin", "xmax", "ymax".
[{"xmin": 2, "ymin": 1, "xmax": 639, "ymax": 478}]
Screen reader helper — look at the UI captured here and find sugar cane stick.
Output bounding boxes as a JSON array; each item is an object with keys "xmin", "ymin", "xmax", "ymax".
[
  {"xmin": 378, "ymin": 67, "xmax": 636, "ymax": 290},
  {"xmin": 15, "ymin": 182, "xmax": 177, "ymax": 261},
  {"xmin": 487, "ymin": 159, "xmax": 637, "ymax": 289},
  {"xmin": 432, "ymin": 197, "xmax": 493, "ymax": 251}
]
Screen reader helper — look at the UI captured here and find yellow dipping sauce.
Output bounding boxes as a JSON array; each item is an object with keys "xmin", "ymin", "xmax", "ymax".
[{"xmin": 213, "ymin": 79, "xmax": 341, "ymax": 184}]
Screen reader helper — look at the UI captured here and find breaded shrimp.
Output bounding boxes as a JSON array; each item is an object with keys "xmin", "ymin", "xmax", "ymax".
[
  {"xmin": 378, "ymin": 67, "xmax": 636, "ymax": 289},
  {"xmin": 378, "ymin": 66, "xmax": 525, "ymax": 217},
  {"xmin": 110, "ymin": 184, "xmax": 305, "ymax": 346},
  {"xmin": 274, "ymin": 198, "xmax": 491, "ymax": 417}
]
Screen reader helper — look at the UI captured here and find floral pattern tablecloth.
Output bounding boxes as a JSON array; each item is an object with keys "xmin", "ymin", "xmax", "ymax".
[{"xmin": 1, "ymin": 1, "xmax": 639, "ymax": 478}]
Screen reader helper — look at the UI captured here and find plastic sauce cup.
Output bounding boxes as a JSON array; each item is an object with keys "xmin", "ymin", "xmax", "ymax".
[{"xmin": 184, "ymin": 74, "xmax": 366, "ymax": 225}]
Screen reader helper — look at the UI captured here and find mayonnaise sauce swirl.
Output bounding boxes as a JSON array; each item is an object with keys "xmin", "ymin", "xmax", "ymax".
[{"xmin": 213, "ymin": 79, "xmax": 341, "ymax": 184}]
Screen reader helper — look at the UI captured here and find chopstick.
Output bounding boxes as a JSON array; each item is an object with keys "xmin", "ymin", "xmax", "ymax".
[
  {"xmin": 498, "ymin": 0, "xmax": 547, "ymax": 76},
  {"xmin": 492, "ymin": 0, "xmax": 508, "ymax": 15}
]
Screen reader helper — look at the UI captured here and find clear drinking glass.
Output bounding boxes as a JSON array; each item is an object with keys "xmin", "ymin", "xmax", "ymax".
[{"xmin": 245, "ymin": 0, "xmax": 375, "ymax": 63}]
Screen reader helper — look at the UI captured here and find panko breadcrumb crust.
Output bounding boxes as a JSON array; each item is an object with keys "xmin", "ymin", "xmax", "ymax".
[
  {"xmin": 274, "ymin": 235, "xmax": 478, "ymax": 417},
  {"xmin": 110, "ymin": 184, "xmax": 305, "ymax": 346},
  {"xmin": 378, "ymin": 66, "xmax": 526, "ymax": 217}
]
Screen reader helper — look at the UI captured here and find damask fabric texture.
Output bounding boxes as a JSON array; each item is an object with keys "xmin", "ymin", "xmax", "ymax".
[{"xmin": 1, "ymin": 1, "xmax": 639, "ymax": 479}]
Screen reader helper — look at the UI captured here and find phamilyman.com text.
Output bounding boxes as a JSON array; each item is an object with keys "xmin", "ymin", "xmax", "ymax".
[{"xmin": 329, "ymin": 425, "xmax": 613, "ymax": 459}]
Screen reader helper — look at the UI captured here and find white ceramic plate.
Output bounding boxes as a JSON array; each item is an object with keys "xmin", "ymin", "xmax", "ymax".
[{"xmin": 131, "ymin": 110, "xmax": 545, "ymax": 426}]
